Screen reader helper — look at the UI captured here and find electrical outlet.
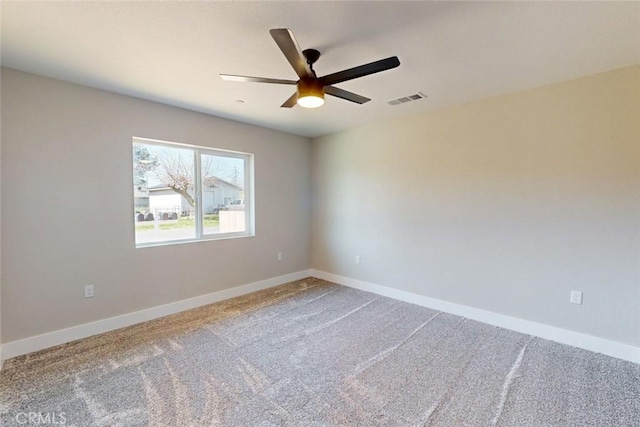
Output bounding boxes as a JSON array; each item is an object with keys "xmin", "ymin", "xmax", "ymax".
[
  {"xmin": 84, "ymin": 285, "xmax": 94, "ymax": 298},
  {"xmin": 277, "ymin": 252, "xmax": 283, "ymax": 261},
  {"xmin": 570, "ymin": 290, "xmax": 582, "ymax": 305},
  {"xmin": 355, "ymin": 255, "xmax": 360, "ymax": 264}
]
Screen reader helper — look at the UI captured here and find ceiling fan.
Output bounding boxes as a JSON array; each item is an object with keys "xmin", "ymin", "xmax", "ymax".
[{"xmin": 220, "ymin": 28, "xmax": 400, "ymax": 109}]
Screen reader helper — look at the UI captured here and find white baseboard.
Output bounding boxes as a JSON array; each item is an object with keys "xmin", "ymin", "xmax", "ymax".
[
  {"xmin": 3, "ymin": 269, "xmax": 637, "ymax": 367},
  {"xmin": 0, "ymin": 270, "xmax": 312, "ymax": 363},
  {"xmin": 310, "ymin": 269, "xmax": 640, "ymax": 365}
]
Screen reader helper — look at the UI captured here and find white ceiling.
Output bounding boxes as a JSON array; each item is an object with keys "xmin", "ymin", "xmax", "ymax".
[{"xmin": 2, "ymin": 1, "xmax": 639, "ymax": 138}]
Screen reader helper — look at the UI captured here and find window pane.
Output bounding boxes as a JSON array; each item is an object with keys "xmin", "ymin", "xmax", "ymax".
[
  {"xmin": 133, "ymin": 137, "xmax": 252, "ymax": 247},
  {"xmin": 133, "ymin": 142, "xmax": 196, "ymax": 244},
  {"xmin": 201, "ymin": 153, "xmax": 246, "ymax": 235}
]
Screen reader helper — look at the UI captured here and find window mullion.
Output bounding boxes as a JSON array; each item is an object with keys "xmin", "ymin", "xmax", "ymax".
[
  {"xmin": 194, "ymin": 149, "xmax": 203, "ymax": 239},
  {"xmin": 244, "ymin": 155, "xmax": 252, "ymax": 234}
]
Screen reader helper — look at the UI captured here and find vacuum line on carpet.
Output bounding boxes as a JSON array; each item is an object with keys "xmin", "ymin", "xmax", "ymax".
[
  {"xmin": 74, "ymin": 374, "xmax": 110, "ymax": 422},
  {"xmin": 275, "ymin": 297, "xmax": 380, "ymax": 342},
  {"xmin": 354, "ymin": 312, "xmax": 442, "ymax": 375},
  {"xmin": 419, "ymin": 325, "xmax": 493, "ymax": 426},
  {"xmin": 490, "ymin": 336, "xmax": 535, "ymax": 426},
  {"xmin": 140, "ymin": 368, "xmax": 165, "ymax": 425}
]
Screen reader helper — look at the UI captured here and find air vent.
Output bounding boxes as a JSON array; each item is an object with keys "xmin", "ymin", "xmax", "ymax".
[{"xmin": 387, "ymin": 92, "xmax": 427, "ymax": 106}]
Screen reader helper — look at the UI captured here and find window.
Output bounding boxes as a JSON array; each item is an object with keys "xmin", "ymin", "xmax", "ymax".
[{"xmin": 133, "ymin": 137, "xmax": 253, "ymax": 247}]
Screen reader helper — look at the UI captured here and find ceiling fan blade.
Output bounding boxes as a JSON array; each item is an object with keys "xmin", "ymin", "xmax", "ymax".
[
  {"xmin": 281, "ymin": 92, "xmax": 298, "ymax": 108},
  {"xmin": 324, "ymin": 86, "xmax": 371, "ymax": 104},
  {"xmin": 319, "ymin": 56, "xmax": 400, "ymax": 86},
  {"xmin": 220, "ymin": 74, "xmax": 297, "ymax": 85},
  {"xmin": 269, "ymin": 28, "xmax": 312, "ymax": 79}
]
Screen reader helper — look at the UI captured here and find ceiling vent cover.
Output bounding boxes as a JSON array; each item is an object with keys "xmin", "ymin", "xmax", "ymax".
[{"xmin": 387, "ymin": 92, "xmax": 427, "ymax": 106}]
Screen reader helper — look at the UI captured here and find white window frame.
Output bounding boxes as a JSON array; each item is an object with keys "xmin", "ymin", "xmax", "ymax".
[{"xmin": 133, "ymin": 137, "xmax": 254, "ymax": 248}]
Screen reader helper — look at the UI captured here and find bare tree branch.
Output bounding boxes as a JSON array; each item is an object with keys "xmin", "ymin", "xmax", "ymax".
[{"xmin": 153, "ymin": 150, "xmax": 196, "ymax": 207}]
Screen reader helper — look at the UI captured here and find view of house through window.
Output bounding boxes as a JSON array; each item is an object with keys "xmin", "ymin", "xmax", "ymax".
[{"xmin": 133, "ymin": 138, "xmax": 252, "ymax": 246}]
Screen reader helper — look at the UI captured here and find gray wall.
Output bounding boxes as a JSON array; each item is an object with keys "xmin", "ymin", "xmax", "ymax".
[
  {"xmin": 2, "ymin": 65, "xmax": 638, "ymax": 349},
  {"xmin": 311, "ymin": 65, "xmax": 640, "ymax": 346},
  {"xmin": 1, "ymin": 69, "xmax": 311, "ymax": 342}
]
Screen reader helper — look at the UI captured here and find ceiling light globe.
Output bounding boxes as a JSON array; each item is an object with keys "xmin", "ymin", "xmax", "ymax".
[{"xmin": 297, "ymin": 95, "xmax": 325, "ymax": 108}]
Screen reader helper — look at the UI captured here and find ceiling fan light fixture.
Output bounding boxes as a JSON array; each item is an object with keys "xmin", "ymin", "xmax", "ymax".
[
  {"xmin": 221, "ymin": 29, "xmax": 400, "ymax": 109},
  {"xmin": 296, "ymin": 78, "xmax": 325, "ymax": 108}
]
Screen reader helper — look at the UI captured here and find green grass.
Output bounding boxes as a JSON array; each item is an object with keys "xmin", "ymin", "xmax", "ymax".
[{"xmin": 135, "ymin": 215, "xmax": 219, "ymax": 231}]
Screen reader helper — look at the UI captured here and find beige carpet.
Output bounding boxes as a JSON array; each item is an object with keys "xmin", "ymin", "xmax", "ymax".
[{"xmin": 1, "ymin": 277, "xmax": 638, "ymax": 426}]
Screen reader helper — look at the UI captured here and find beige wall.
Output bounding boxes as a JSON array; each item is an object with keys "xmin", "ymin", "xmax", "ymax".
[
  {"xmin": 312, "ymin": 66, "xmax": 640, "ymax": 346},
  {"xmin": 0, "ymin": 66, "xmax": 3, "ymax": 355},
  {"xmin": 1, "ymin": 69, "xmax": 311, "ymax": 342}
]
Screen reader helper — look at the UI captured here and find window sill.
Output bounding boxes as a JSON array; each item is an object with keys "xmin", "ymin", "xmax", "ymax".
[{"xmin": 135, "ymin": 232, "xmax": 255, "ymax": 249}]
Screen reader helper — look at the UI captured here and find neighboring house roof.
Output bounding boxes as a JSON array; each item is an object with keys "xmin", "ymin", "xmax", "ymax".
[
  {"xmin": 203, "ymin": 177, "xmax": 243, "ymax": 191},
  {"xmin": 146, "ymin": 177, "xmax": 242, "ymax": 192},
  {"xmin": 147, "ymin": 185, "xmax": 172, "ymax": 193}
]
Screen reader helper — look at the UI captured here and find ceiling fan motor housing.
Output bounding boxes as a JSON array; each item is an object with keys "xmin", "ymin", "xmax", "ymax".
[{"xmin": 297, "ymin": 77, "xmax": 325, "ymax": 101}]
